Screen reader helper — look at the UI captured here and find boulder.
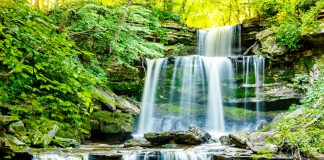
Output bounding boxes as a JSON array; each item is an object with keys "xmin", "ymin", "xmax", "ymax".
[
  {"xmin": 8, "ymin": 121, "xmax": 25, "ymax": 135},
  {"xmin": 255, "ymin": 29, "xmax": 288, "ymax": 56},
  {"xmin": 144, "ymin": 126, "xmax": 211, "ymax": 146},
  {"xmin": 228, "ymin": 131, "xmax": 278, "ymax": 154},
  {"xmin": 124, "ymin": 138, "xmax": 151, "ymax": 148},
  {"xmin": 247, "ymin": 141, "xmax": 278, "ymax": 154},
  {"xmin": 93, "ymin": 88, "xmax": 140, "ymax": 115},
  {"xmin": 257, "ymin": 120, "xmax": 268, "ymax": 130},
  {"xmin": 4, "ymin": 134, "xmax": 26, "ymax": 146},
  {"xmin": 51, "ymin": 137, "xmax": 79, "ymax": 148},
  {"xmin": 90, "ymin": 111, "xmax": 134, "ymax": 144},
  {"xmin": 228, "ymin": 132, "xmax": 250, "ymax": 148},
  {"xmin": 32, "ymin": 124, "xmax": 58, "ymax": 147},
  {"xmin": 219, "ymin": 135, "xmax": 230, "ymax": 145},
  {"xmin": 0, "ymin": 115, "xmax": 19, "ymax": 126}
]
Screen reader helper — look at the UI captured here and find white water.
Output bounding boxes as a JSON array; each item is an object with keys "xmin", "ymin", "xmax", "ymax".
[
  {"xmin": 33, "ymin": 153, "xmax": 88, "ymax": 160},
  {"xmin": 136, "ymin": 24, "xmax": 267, "ymax": 135},
  {"xmin": 123, "ymin": 150, "xmax": 210, "ymax": 160},
  {"xmin": 202, "ymin": 57, "xmax": 233, "ymax": 133},
  {"xmin": 253, "ymin": 56, "xmax": 265, "ymax": 126},
  {"xmin": 136, "ymin": 55, "xmax": 234, "ymax": 134},
  {"xmin": 137, "ymin": 59, "xmax": 167, "ymax": 135},
  {"xmin": 198, "ymin": 25, "xmax": 241, "ymax": 56},
  {"xmin": 241, "ymin": 56, "xmax": 265, "ymax": 129}
]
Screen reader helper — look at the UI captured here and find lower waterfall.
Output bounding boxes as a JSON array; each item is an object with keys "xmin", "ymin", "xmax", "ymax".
[
  {"xmin": 123, "ymin": 151, "xmax": 210, "ymax": 160},
  {"xmin": 136, "ymin": 55, "xmax": 266, "ymax": 135}
]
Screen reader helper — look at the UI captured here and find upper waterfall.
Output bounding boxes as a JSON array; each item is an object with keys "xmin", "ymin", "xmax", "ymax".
[{"xmin": 198, "ymin": 25, "xmax": 241, "ymax": 57}]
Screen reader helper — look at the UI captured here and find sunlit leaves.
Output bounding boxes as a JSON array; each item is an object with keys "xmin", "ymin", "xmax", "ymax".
[{"xmin": 0, "ymin": 0, "xmax": 100, "ymax": 138}]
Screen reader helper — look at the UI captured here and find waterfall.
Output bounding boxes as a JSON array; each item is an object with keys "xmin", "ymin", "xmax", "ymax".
[
  {"xmin": 137, "ymin": 59, "xmax": 167, "ymax": 135},
  {"xmin": 253, "ymin": 56, "xmax": 265, "ymax": 126},
  {"xmin": 136, "ymin": 56, "xmax": 233, "ymax": 134},
  {"xmin": 123, "ymin": 151, "xmax": 210, "ymax": 160},
  {"xmin": 198, "ymin": 25, "xmax": 241, "ymax": 56},
  {"xmin": 136, "ymin": 24, "xmax": 266, "ymax": 135},
  {"xmin": 242, "ymin": 56, "xmax": 265, "ymax": 130}
]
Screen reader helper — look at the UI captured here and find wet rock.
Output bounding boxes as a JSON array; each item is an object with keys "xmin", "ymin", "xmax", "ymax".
[
  {"xmin": 219, "ymin": 135, "xmax": 230, "ymax": 145},
  {"xmin": 257, "ymin": 120, "xmax": 268, "ymax": 130},
  {"xmin": 88, "ymin": 153, "xmax": 123, "ymax": 160},
  {"xmin": 124, "ymin": 138, "xmax": 151, "ymax": 148},
  {"xmin": 90, "ymin": 111, "xmax": 134, "ymax": 144},
  {"xmin": 8, "ymin": 121, "xmax": 25, "ymax": 134},
  {"xmin": 51, "ymin": 137, "xmax": 80, "ymax": 148},
  {"xmin": 144, "ymin": 126, "xmax": 211, "ymax": 146},
  {"xmin": 228, "ymin": 132, "xmax": 249, "ymax": 148}
]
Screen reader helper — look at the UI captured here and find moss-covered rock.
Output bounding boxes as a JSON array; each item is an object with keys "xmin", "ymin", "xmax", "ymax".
[
  {"xmin": 0, "ymin": 115, "xmax": 19, "ymax": 126},
  {"xmin": 90, "ymin": 111, "xmax": 135, "ymax": 144},
  {"xmin": 31, "ymin": 124, "xmax": 58, "ymax": 148},
  {"xmin": 51, "ymin": 137, "xmax": 79, "ymax": 148},
  {"xmin": 255, "ymin": 29, "xmax": 288, "ymax": 56},
  {"xmin": 106, "ymin": 65, "xmax": 144, "ymax": 99},
  {"xmin": 8, "ymin": 121, "xmax": 25, "ymax": 135},
  {"xmin": 94, "ymin": 88, "xmax": 140, "ymax": 115}
]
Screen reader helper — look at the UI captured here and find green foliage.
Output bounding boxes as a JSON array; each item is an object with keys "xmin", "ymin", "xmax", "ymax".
[
  {"xmin": 301, "ymin": 1, "xmax": 324, "ymax": 34},
  {"xmin": 251, "ymin": 0, "xmax": 279, "ymax": 18},
  {"xmin": 274, "ymin": 18, "xmax": 301, "ymax": 50},
  {"xmin": 0, "ymin": 0, "xmax": 100, "ymax": 140},
  {"xmin": 49, "ymin": 0, "xmax": 179, "ymax": 66},
  {"xmin": 266, "ymin": 61, "xmax": 324, "ymax": 156},
  {"xmin": 288, "ymin": 74, "xmax": 310, "ymax": 93}
]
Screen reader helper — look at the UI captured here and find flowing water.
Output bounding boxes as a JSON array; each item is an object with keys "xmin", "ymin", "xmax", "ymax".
[{"xmin": 136, "ymin": 25, "xmax": 266, "ymax": 135}]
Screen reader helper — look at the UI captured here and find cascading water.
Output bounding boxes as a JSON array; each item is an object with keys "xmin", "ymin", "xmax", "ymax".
[
  {"xmin": 240, "ymin": 55, "xmax": 266, "ymax": 130},
  {"xmin": 253, "ymin": 56, "xmax": 265, "ymax": 126},
  {"xmin": 137, "ymin": 59, "xmax": 167, "ymax": 134},
  {"xmin": 198, "ymin": 25, "xmax": 241, "ymax": 56},
  {"xmin": 136, "ymin": 24, "xmax": 266, "ymax": 135},
  {"xmin": 123, "ymin": 151, "xmax": 210, "ymax": 160}
]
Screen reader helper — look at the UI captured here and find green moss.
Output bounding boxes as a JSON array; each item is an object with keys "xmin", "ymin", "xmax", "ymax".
[
  {"xmin": 158, "ymin": 103, "xmax": 207, "ymax": 115},
  {"xmin": 223, "ymin": 107, "xmax": 255, "ymax": 120},
  {"xmin": 91, "ymin": 111, "xmax": 134, "ymax": 126},
  {"xmin": 234, "ymin": 88, "xmax": 256, "ymax": 98},
  {"xmin": 158, "ymin": 104, "xmax": 181, "ymax": 114}
]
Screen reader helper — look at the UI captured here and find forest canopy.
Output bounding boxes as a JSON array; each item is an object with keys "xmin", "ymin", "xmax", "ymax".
[{"xmin": 25, "ymin": 0, "xmax": 322, "ymax": 28}]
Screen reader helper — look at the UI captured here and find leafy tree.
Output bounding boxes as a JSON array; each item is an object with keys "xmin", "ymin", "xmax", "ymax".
[{"xmin": 0, "ymin": 0, "xmax": 101, "ymax": 140}]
